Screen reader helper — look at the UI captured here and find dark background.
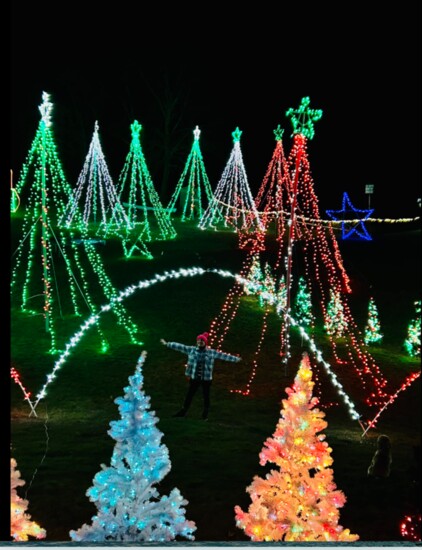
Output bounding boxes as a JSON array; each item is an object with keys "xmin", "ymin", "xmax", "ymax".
[{"xmin": 10, "ymin": 1, "xmax": 421, "ymax": 218}]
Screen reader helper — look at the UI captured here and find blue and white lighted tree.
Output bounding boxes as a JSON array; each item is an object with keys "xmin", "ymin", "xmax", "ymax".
[{"xmin": 69, "ymin": 352, "xmax": 196, "ymax": 543}]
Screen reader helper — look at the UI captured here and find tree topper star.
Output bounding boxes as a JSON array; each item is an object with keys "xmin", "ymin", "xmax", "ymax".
[{"xmin": 286, "ymin": 96, "xmax": 322, "ymax": 140}]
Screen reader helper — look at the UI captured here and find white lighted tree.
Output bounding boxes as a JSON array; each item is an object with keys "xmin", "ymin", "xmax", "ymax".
[
  {"xmin": 364, "ymin": 296, "xmax": 383, "ymax": 345},
  {"xmin": 404, "ymin": 300, "xmax": 421, "ymax": 357},
  {"xmin": 69, "ymin": 352, "xmax": 196, "ymax": 542},
  {"xmin": 198, "ymin": 127, "xmax": 263, "ymax": 233},
  {"xmin": 60, "ymin": 121, "xmax": 130, "ymax": 236}
]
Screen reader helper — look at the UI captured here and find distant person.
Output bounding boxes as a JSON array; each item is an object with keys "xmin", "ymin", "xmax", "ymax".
[
  {"xmin": 367, "ymin": 434, "xmax": 392, "ymax": 478},
  {"xmin": 160, "ymin": 332, "xmax": 241, "ymax": 421}
]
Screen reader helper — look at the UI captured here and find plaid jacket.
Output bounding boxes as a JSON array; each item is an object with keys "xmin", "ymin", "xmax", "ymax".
[{"xmin": 166, "ymin": 342, "xmax": 240, "ymax": 380}]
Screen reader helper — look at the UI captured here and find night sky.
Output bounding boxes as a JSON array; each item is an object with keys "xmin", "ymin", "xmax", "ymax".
[{"xmin": 10, "ymin": 1, "xmax": 421, "ymax": 217}]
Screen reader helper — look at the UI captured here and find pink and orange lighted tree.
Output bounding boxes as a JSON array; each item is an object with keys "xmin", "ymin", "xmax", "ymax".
[
  {"xmin": 234, "ymin": 353, "xmax": 359, "ymax": 542},
  {"xmin": 11, "ymin": 457, "xmax": 46, "ymax": 541}
]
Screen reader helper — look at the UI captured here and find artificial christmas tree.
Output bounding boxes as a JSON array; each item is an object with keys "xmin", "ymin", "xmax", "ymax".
[
  {"xmin": 11, "ymin": 457, "xmax": 46, "ymax": 541},
  {"xmin": 325, "ymin": 289, "xmax": 348, "ymax": 338},
  {"xmin": 234, "ymin": 353, "xmax": 359, "ymax": 542},
  {"xmin": 69, "ymin": 351, "xmax": 196, "ymax": 542},
  {"xmin": 403, "ymin": 300, "xmax": 421, "ymax": 357},
  {"xmin": 364, "ymin": 296, "xmax": 383, "ymax": 345},
  {"xmin": 294, "ymin": 276, "xmax": 314, "ymax": 328},
  {"xmin": 243, "ymin": 253, "xmax": 264, "ymax": 296},
  {"xmin": 259, "ymin": 263, "xmax": 277, "ymax": 308}
]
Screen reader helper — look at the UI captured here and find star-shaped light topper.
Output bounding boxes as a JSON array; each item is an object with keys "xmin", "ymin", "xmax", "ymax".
[
  {"xmin": 39, "ymin": 91, "xmax": 53, "ymax": 127},
  {"xmin": 285, "ymin": 96, "xmax": 322, "ymax": 140},
  {"xmin": 232, "ymin": 127, "xmax": 242, "ymax": 143},
  {"xmin": 194, "ymin": 125, "xmax": 201, "ymax": 141},
  {"xmin": 326, "ymin": 192, "xmax": 374, "ymax": 241},
  {"xmin": 273, "ymin": 124, "xmax": 284, "ymax": 142}
]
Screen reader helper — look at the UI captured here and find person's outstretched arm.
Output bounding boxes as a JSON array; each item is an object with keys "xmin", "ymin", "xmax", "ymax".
[
  {"xmin": 160, "ymin": 339, "xmax": 192, "ymax": 354},
  {"xmin": 211, "ymin": 349, "xmax": 241, "ymax": 363}
]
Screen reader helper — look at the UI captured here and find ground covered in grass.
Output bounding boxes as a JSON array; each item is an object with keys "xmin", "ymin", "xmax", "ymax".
[{"xmin": 10, "ymin": 216, "xmax": 421, "ymax": 543}]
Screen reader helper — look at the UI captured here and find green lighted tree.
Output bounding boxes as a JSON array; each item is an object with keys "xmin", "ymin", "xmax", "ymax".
[
  {"xmin": 166, "ymin": 125, "xmax": 214, "ymax": 222},
  {"xmin": 259, "ymin": 263, "xmax": 277, "ymax": 308},
  {"xmin": 117, "ymin": 120, "xmax": 177, "ymax": 242},
  {"xmin": 234, "ymin": 353, "xmax": 359, "ymax": 542},
  {"xmin": 69, "ymin": 352, "xmax": 196, "ymax": 542},
  {"xmin": 243, "ymin": 253, "xmax": 264, "ymax": 295},
  {"xmin": 294, "ymin": 276, "xmax": 314, "ymax": 327},
  {"xmin": 275, "ymin": 275, "xmax": 287, "ymax": 317},
  {"xmin": 404, "ymin": 300, "xmax": 421, "ymax": 357},
  {"xmin": 364, "ymin": 296, "xmax": 383, "ymax": 345},
  {"xmin": 11, "ymin": 92, "xmax": 142, "ymax": 354}
]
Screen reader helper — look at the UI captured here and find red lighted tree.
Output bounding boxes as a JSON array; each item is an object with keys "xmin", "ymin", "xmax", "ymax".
[{"xmin": 234, "ymin": 353, "xmax": 359, "ymax": 542}]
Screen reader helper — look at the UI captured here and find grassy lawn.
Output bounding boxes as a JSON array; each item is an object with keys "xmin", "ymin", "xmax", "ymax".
[{"xmin": 10, "ymin": 215, "xmax": 421, "ymax": 543}]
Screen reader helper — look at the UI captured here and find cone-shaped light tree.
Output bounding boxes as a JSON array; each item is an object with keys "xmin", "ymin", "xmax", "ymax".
[
  {"xmin": 324, "ymin": 289, "xmax": 348, "ymax": 338},
  {"xmin": 11, "ymin": 92, "xmax": 141, "ymax": 354},
  {"xmin": 364, "ymin": 296, "xmax": 383, "ymax": 345},
  {"xmin": 69, "ymin": 352, "xmax": 196, "ymax": 543},
  {"xmin": 294, "ymin": 276, "xmax": 314, "ymax": 328},
  {"xmin": 117, "ymin": 120, "xmax": 177, "ymax": 242},
  {"xmin": 238, "ymin": 125, "xmax": 291, "ymax": 251},
  {"xmin": 166, "ymin": 125, "xmax": 214, "ymax": 222},
  {"xmin": 404, "ymin": 300, "xmax": 421, "ymax": 357},
  {"xmin": 234, "ymin": 353, "xmax": 359, "ymax": 542},
  {"xmin": 11, "ymin": 457, "xmax": 46, "ymax": 541},
  {"xmin": 198, "ymin": 127, "xmax": 263, "ymax": 234},
  {"xmin": 59, "ymin": 120, "xmax": 130, "ymax": 236}
]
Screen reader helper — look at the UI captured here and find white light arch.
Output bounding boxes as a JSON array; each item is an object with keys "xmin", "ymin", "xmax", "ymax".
[{"xmin": 18, "ymin": 266, "xmax": 361, "ymax": 422}]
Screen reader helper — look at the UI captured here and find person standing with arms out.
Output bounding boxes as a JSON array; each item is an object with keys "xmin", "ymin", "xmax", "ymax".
[{"xmin": 160, "ymin": 332, "xmax": 241, "ymax": 421}]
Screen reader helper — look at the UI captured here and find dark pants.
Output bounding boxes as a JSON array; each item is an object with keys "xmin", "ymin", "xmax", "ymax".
[{"xmin": 183, "ymin": 378, "xmax": 211, "ymax": 415}]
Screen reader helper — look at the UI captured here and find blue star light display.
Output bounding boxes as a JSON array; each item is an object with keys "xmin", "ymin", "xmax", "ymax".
[{"xmin": 326, "ymin": 192, "xmax": 374, "ymax": 241}]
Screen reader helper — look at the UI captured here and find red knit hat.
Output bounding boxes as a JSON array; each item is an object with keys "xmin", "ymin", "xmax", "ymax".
[{"xmin": 196, "ymin": 332, "xmax": 209, "ymax": 345}]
